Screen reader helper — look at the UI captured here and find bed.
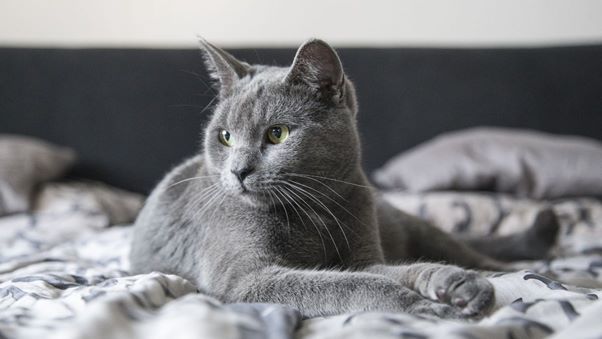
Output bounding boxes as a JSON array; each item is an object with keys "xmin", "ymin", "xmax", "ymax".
[
  {"xmin": 1, "ymin": 177, "xmax": 601, "ymax": 339},
  {"xmin": 1, "ymin": 45, "xmax": 601, "ymax": 338}
]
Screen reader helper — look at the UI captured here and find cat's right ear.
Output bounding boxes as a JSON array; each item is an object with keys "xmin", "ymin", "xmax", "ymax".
[
  {"xmin": 199, "ymin": 38, "xmax": 250, "ymax": 98},
  {"xmin": 285, "ymin": 39, "xmax": 346, "ymax": 106}
]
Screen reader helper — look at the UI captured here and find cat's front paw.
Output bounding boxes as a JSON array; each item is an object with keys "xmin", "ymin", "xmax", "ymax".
[{"xmin": 428, "ymin": 266, "xmax": 495, "ymax": 317}]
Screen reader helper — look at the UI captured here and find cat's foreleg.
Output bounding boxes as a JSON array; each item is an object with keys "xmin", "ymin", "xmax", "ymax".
[
  {"xmin": 364, "ymin": 263, "xmax": 495, "ymax": 317},
  {"xmin": 228, "ymin": 265, "xmax": 462, "ymax": 319}
]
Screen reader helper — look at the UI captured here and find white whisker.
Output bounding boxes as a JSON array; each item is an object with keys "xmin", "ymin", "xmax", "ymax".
[
  {"xmin": 206, "ymin": 189, "xmax": 227, "ymax": 225},
  {"xmin": 168, "ymin": 175, "xmax": 219, "ymax": 189},
  {"xmin": 273, "ymin": 187, "xmax": 291, "ymax": 240},
  {"xmin": 286, "ymin": 173, "xmax": 372, "ymax": 189},
  {"xmin": 282, "ymin": 181, "xmax": 351, "ymax": 252},
  {"xmin": 182, "ymin": 183, "xmax": 219, "ymax": 211},
  {"xmin": 288, "ymin": 179, "xmax": 367, "ymax": 229},
  {"xmin": 190, "ymin": 186, "xmax": 221, "ymax": 220},
  {"xmin": 287, "ymin": 174, "xmax": 348, "ymax": 202},
  {"xmin": 280, "ymin": 185, "xmax": 327, "ymax": 261},
  {"xmin": 280, "ymin": 183, "xmax": 342, "ymax": 261},
  {"xmin": 277, "ymin": 186, "xmax": 307, "ymax": 232}
]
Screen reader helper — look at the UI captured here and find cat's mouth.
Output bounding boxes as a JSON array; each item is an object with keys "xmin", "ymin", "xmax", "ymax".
[
  {"xmin": 229, "ymin": 181, "xmax": 281, "ymax": 205},
  {"xmin": 228, "ymin": 180, "xmax": 261, "ymax": 197},
  {"xmin": 233, "ymin": 186, "xmax": 275, "ymax": 208},
  {"xmin": 221, "ymin": 173, "xmax": 282, "ymax": 204}
]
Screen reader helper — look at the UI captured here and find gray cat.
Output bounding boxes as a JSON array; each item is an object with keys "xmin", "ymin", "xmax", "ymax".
[{"xmin": 130, "ymin": 39, "xmax": 557, "ymax": 319}]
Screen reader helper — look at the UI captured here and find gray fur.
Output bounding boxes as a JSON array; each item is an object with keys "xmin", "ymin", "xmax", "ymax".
[{"xmin": 131, "ymin": 39, "xmax": 526, "ymax": 319}]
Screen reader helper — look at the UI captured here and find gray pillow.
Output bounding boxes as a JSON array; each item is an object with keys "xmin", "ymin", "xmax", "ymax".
[
  {"xmin": 0, "ymin": 135, "xmax": 76, "ymax": 215},
  {"xmin": 372, "ymin": 127, "xmax": 602, "ymax": 199}
]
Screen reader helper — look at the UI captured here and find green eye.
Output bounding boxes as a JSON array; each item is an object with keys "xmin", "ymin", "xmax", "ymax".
[
  {"xmin": 218, "ymin": 129, "xmax": 233, "ymax": 146},
  {"xmin": 267, "ymin": 125, "xmax": 290, "ymax": 144}
]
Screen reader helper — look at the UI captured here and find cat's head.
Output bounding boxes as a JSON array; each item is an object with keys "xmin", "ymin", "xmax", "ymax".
[{"xmin": 201, "ymin": 39, "xmax": 361, "ymax": 205}]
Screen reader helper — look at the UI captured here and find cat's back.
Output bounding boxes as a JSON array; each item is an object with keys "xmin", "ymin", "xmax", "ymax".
[{"xmin": 129, "ymin": 154, "xmax": 206, "ymax": 277}]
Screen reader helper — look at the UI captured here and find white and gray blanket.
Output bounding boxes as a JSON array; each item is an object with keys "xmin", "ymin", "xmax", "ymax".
[{"xmin": 1, "ymin": 183, "xmax": 601, "ymax": 339}]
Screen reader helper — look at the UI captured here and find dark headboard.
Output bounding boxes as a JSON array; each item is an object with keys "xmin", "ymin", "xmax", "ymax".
[{"xmin": 1, "ymin": 45, "xmax": 601, "ymax": 193}]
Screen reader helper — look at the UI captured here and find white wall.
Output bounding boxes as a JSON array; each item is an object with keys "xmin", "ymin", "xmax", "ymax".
[{"xmin": 1, "ymin": 0, "xmax": 601, "ymax": 48}]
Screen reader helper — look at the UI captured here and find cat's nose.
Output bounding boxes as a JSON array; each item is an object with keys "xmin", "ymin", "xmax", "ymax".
[{"xmin": 231, "ymin": 167, "xmax": 254, "ymax": 183}]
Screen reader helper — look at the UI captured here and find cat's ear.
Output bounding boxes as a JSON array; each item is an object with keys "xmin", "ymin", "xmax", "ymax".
[
  {"xmin": 286, "ymin": 39, "xmax": 346, "ymax": 105},
  {"xmin": 199, "ymin": 38, "xmax": 250, "ymax": 97}
]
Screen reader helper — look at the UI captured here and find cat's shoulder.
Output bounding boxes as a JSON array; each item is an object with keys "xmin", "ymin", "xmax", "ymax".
[{"xmin": 152, "ymin": 154, "xmax": 206, "ymax": 196}]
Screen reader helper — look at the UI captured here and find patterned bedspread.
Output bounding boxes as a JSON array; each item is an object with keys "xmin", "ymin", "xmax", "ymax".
[{"xmin": 1, "ymin": 183, "xmax": 601, "ymax": 339}]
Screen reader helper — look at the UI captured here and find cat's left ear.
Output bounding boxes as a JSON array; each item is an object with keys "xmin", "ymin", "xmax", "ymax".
[
  {"xmin": 199, "ymin": 38, "xmax": 250, "ymax": 98},
  {"xmin": 286, "ymin": 39, "xmax": 347, "ymax": 106}
]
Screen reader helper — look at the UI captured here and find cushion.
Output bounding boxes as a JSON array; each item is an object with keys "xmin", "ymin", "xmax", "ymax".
[
  {"xmin": 372, "ymin": 127, "xmax": 602, "ymax": 198},
  {"xmin": 0, "ymin": 135, "xmax": 76, "ymax": 215}
]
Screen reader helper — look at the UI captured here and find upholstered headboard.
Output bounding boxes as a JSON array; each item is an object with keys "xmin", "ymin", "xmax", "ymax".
[{"xmin": 1, "ymin": 45, "xmax": 601, "ymax": 193}]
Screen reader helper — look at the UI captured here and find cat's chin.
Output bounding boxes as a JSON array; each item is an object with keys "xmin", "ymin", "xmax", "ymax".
[
  {"xmin": 237, "ymin": 192, "xmax": 272, "ymax": 209},
  {"xmin": 220, "ymin": 185, "xmax": 267, "ymax": 207}
]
